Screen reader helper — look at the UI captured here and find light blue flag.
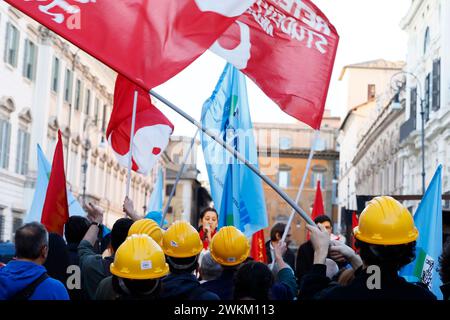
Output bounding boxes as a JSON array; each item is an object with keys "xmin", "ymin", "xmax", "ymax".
[
  {"xmin": 145, "ymin": 167, "xmax": 168, "ymax": 226},
  {"xmin": 26, "ymin": 144, "xmax": 86, "ymax": 224},
  {"xmin": 400, "ymin": 165, "xmax": 443, "ymax": 299},
  {"xmin": 201, "ymin": 63, "xmax": 268, "ymax": 237}
]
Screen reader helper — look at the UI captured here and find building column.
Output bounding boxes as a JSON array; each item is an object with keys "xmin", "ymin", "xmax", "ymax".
[{"xmin": 182, "ymin": 181, "xmax": 192, "ymax": 222}]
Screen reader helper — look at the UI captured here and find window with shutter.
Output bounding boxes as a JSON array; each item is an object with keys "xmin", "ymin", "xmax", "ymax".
[
  {"xmin": 23, "ymin": 40, "xmax": 38, "ymax": 80},
  {"xmin": 410, "ymin": 88, "xmax": 417, "ymax": 129},
  {"xmin": 51, "ymin": 57, "xmax": 60, "ymax": 92},
  {"xmin": 424, "ymin": 74, "xmax": 430, "ymax": 122},
  {"xmin": 4, "ymin": 23, "xmax": 20, "ymax": 67},
  {"xmin": 0, "ymin": 120, "xmax": 11, "ymax": 169},
  {"xmin": 85, "ymin": 89, "xmax": 91, "ymax": 116},
  {"xmin": 432, "ymin": 59, "xmax": 441, "ymax": 111}
]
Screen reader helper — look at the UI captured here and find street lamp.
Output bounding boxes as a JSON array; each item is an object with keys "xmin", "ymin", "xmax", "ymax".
[
  {"xmin": 81, "ymin": 118, "xmax": 103, "ymax": 206},
  {"xmin": 81, "ymin": 138, "xmax": 91, "ymax": 206},
  {"xmin": 391, "ymin": 71, "xmax": 426, "ymax": 195}
]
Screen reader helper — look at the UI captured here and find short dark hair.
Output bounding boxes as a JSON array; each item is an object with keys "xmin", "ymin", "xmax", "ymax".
[
  {"xmin": 199, "ymin": 207, "xmax": 218, "ymax": 220},
  {"xmin": 355, "ymin": 239, "xmax": 416, "ymax": 271},
  {"xmin": 111, "ymin": 218, "xmax": 134, "ymax": 252},
  {"xmin": 15, "ymin": 222, "xmax": 48, "ymax": 260},
  {"xmin": 270, "ymin": 223, "xmax": 286, "ymax": 241},
  {"xmin": 167, "ymin": 256, "xmax": 198, "ymax": 274},
  {"xmin": 234, "ymin": 261, "xmax": 274, "ymax": 300},
  {"xmin": 439, "ymin": 238, "xmax": 450, "ymax": 284},
  {"xmin": 314, "ymin": 215, "xmax": 332, "ymax": 225},
  {"xmin": 65, "ymin": 216, "xmax": 90, "ymax": 244}
]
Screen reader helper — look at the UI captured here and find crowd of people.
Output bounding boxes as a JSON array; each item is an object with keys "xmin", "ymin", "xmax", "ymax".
[{"xmin": 0, "ymin": 196, "xmax": 449, "ymax": 300}]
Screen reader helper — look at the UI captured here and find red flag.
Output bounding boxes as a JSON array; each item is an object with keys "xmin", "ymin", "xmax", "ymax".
[
  {"xmin": 107, "ymin": 75, "xmax": 174, "ymax": 175},
  {"xmin": 5, "ymin": 0, "xmax": 256, "ymax": 90},
  {"xmin": 251, "ymin": 229, "xmax": 268, "ymax": 263},
  {"xmin": 211, "ymin": 0, "xmax": 339, "ymax": 129},
  {"xmin": 41, "ymin": 130, "xmax": 69, "ymax": 236},
  {"xmin": 311, "ymin": 180, "xmax": 324, "ymax": 220}
]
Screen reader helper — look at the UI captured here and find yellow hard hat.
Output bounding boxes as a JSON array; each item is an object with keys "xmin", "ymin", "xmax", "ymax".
[
  {"xmin": 162, "ymin": 221, "xmax": 203, "ymax": 258},
  {"xmin": 110, "ymin": 234, "xmax": 169, "ymax": 280},
  {"xmin": 128, "ymin": 219, "xmax": 164, "ymax": 245},
  {"xmin": 353, "ymin": 196, "xmax": 419, "ymax": 245},
  {"xmin": 210, "ymin": 226, "xmax": 250, "ymax": 266}
]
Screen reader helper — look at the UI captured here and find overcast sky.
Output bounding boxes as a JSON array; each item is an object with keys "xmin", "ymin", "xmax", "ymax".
[{"xmin": 154, "ymin": 0, "xmax": 411, "ymax": 181}]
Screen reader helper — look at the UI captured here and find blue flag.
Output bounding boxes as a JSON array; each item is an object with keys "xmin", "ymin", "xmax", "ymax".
[
  {"xmin": 201, "ymin": 63, "xmax": 268, "ymax": 237},
  {"xmin": 400, "ymin": 165, "xmax": 443, "ymax": 299},
  {"xmin": 26, "ymin": 144, "xmax": 86, "ymax": 224},
  {"xmin": 145, "ymin": 167, "xmax": 168, "ymax": 226}
]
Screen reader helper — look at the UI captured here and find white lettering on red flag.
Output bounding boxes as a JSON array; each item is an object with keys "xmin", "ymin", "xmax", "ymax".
[
  {"xmin": 9, "ymin": 0, "xmax": 256, "ymax": 90},
  {"xmin": 211, "ymin": 0, "xmax": 339, "ymax": 129}
]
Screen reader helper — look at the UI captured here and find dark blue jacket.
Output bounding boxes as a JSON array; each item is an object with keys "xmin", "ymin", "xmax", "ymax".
[
  {"xmin": 161, "ymin": 273, "xmax": 219, "ymax": 300},
  {"xmin": 0, "ymin": 260, "xmax": 69, "ymax": 300},
  {"xmin": 201, "ymin": 268, "xmax": 235, "ymax": 300}
]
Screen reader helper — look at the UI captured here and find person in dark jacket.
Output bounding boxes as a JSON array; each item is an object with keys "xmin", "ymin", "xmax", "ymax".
[
  {"xmin": 0, "ymin": 222, "xmax": 69, "ymax": 300},
  {"xmin": 78, "ymin": 202, "xmax": 135, "ymax": 300},
  {"xmin": 439, "ymin": 238, "xmax": 450, "ymax": 300},
  {"xmin": 65, "ymin": 216, "xmax": 91, "ymax": 300},
  {"xmin": 65, "ymin": 216, "xmax": 90, "ymax": 266},
  {"xmin": 296, "ymin": 215, "xmax": 334, "ymax": 285},
  {"xmin": 95, "ymin": 234, "xmax": 169, "ymax": 300},
  {"xmin": 43, "ymin": 233, "xmax": 70, "ymax": 286},
  {"xmin": 160, "ymin": 221, "xmax": 219, "ymax": 300},
  {"xmin": 265, "ymin": 222, "xmax": 296, "ymax": 272},
  {"xmin": 201, "ymin": 226, "xmax": 250, "ymax": 299},
  {"xmin": 300, "ymin": 196, "xmax": 437, "ymax": 300}
]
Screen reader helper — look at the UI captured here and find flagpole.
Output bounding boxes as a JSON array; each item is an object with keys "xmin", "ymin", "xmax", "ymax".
[
  {"xmin": 126, "ymin": 90, "xmax": 138, "ymax": 201},
  {"xmin": 160, "ymin": 129, "xmax": 199, "ymax": 227},
  {"xmin": 281, "ymin": 130, "xmax": 320, "ymax": 243},
  {"xmin": 149, "ymin": 90, "xmax": 315, "ymax": 226}
]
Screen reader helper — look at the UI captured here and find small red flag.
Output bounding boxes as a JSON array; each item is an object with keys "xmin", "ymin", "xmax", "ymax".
[
  {"xmin": 311, "ymin": 180, "xmax": 325, "ymax": 220},
  {"xmin": 107, "ymin": 75, "xmax": 174, "ymax": 175},
  {"xmin": 251, "ymin": 229, "xmax": 267, "ymax": 263},
  {"xmin": 41, "ymin": 130, "xmax": 69, "ymax": 236}
]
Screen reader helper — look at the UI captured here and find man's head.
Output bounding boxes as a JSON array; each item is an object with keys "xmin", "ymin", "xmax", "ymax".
[
  {"xmin": 162, "ymin": 221, "xmax": 203, "ymax": 273},
  {"xmin": 353, "ymin": 196, "xmax": 418, "ymax": 271},
  {"xmin": 65, "ymin": 216, "xmax": 90, "ymax": 244},
  {"xmin": 270, "ymin": 223, "xmax": 289, "ymax": 242},
  {"xmin": 210, "ymin": 226, "xmax": 250, "ymax": 267},
  {"xmin": 111, "ymin": 218, "xmax": 134, "ymax": 252},
  {"xmin": 110, "ymin": 234, "xmax": 169, "ymax": 297},
  {"xmin": 14, "ymin": 222, "xmax": 49, "ymax": 265},
  {"xmin": 199, "ymin": 251, "xmax": 223, "ymax": 281},
  {"xmin": 314, "ymin": 215, "xmax": 332, "ymax": 235}
]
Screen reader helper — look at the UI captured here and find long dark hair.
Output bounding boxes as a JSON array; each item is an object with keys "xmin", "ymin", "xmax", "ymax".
[{"xmin": 198, "ymin": 207, "xmax": 218, "ymax": 231}]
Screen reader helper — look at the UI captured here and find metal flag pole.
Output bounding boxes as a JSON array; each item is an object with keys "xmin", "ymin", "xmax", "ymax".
[
  {"xmin": 125, "ymin": 90, "xmax": 138, "ymax": 202},
  {"xmin": 281, "ymin": 130, "xmax": 320, "ymax": 243},
  {"xmin": 149, "ymin": 90, "xmax": 315, "ymax": 226},
  {"xmin": 160, "ymin": 129, "xmax": 199, "ymax": 227}
]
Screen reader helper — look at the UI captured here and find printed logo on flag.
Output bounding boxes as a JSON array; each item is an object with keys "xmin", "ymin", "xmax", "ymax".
[
  {"xmin": 37, "ymin": 0, "xmax": 96, "ymax": 29},
  {"xmin": 195, "ymin": 0, "xmax": 255, "ymax": 17},
  {"xmin": 421, "ymin": 255, "xmax": 435, "ymax": 290}
]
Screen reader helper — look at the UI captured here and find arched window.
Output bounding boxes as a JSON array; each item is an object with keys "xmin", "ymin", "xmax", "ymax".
[{"xmin": 423, "ymin": 27, "xmax": 430, "ymax": 55}]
